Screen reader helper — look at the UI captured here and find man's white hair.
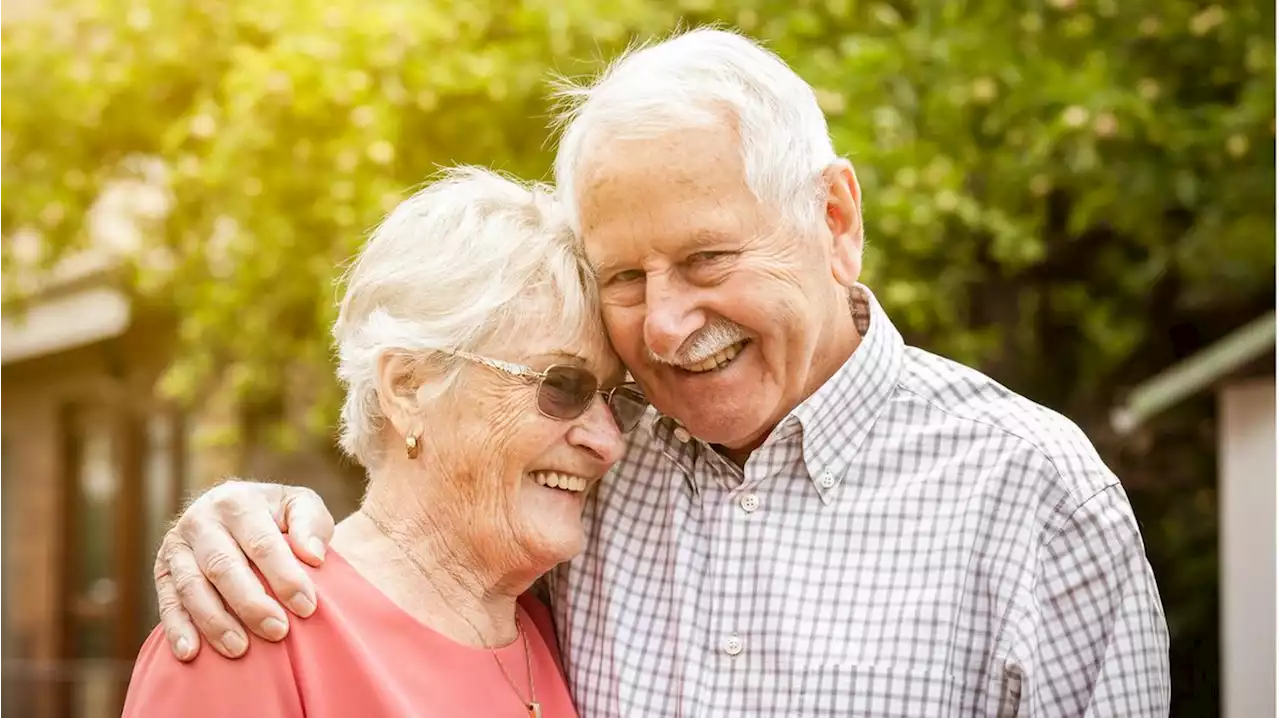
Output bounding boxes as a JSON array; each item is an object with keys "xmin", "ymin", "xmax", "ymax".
[
  {"xmin": 552, "ymin": 26, "xmax": 838, "ymax": 235},
  {"xmin": 333, "ymin": 166, "xmax": 596, "ymax": 466}
]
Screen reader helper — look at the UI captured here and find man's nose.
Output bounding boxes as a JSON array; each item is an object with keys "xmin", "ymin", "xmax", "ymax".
[{"xmin": 643, "ymin": 274, "xmax": 704, "ymax": 362}]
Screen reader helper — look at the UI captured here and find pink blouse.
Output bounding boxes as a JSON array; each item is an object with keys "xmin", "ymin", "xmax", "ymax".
[{"xmin": 123, "ymin": 551, "xmax": 579, "ymax": 717}]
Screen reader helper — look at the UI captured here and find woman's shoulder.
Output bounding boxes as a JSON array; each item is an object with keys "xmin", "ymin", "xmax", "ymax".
[
  {"xmin": 120, "ymin": 556, "xmax": 368, "ymax": 717},
  {"xmin": 123, "ymin": 625, "xmax": 302, "ymax": 717}
]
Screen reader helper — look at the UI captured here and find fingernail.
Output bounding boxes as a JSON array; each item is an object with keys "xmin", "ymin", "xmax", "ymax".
[
  {"xmin": 261, "ymin": 617, "xmax": 287, "ymax": 640},
  {"xmin": 221, "ymin": 631, "xmax": 247, "ymax": 656},
  {"xmin": 289, "ymin": 592, "xmax": 316, "ymax": 617},
  {"xmin": 175, "ymin": 635, "xmax": 194, "ymax": 659},
  {"xmin": 307, "ymin": 538, "xmax": 326, "ymax": 560}
]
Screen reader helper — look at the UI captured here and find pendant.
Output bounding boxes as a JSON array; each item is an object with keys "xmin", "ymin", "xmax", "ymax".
[{"xmin": 528, "ymin": 702, "xmax": 542, "ymax": 718}]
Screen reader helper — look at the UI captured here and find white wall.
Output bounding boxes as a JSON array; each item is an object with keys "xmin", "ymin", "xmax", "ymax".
[{"xmin": 1218, "ymin": 376, "xmax": 1277, "ymax": 718}]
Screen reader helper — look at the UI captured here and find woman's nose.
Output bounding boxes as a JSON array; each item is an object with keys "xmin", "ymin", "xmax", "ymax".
[{"xmin": 568, "ymin": 397, "xmax": 626, "ymax": 467}]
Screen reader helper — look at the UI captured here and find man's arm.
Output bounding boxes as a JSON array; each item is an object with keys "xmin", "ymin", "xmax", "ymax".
[
  {"xmin": 155, "ymin": 480, "xmax": 336, "ymax": 661},
  {"xmin": 1028, "ymin": 484, "xmax": 1171, "ymax": 717}
]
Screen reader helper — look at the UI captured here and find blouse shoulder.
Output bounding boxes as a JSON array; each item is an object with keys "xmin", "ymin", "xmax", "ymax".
[{"xmin": 123, "ymin": 627, "xmax": 304, "ymax": 718}]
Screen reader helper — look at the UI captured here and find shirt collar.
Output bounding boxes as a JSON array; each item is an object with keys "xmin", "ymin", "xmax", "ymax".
[
  {"xmin": 645, "ymin": 410, "xmax": 701, "ymax": 499},
  {"xmin": 784, "ymin": 284, "xmax": 905, "ymax": 499},
  {"xmin": 647, "ymin": 284, "xmax": 905, "ymax": 499}
]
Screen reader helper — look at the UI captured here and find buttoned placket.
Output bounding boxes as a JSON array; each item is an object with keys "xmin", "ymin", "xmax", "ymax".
[
  {"xmin": 661, "ymin": 416, "xmax": 828, "ymax": 714},
  {"xmin": 709, "ymin": 447, "xmax": 785, "ymax": 712},
  {"xmin": 669, "ymin": 435, "xmax": 739, "ymax": 714},
  {"xmin": 708, "ymin": 473, "xmax": 740, "ymax": 709},
  {"xmin": 661, "ymin": 422, "xmax": 716, "ymax": 716}
]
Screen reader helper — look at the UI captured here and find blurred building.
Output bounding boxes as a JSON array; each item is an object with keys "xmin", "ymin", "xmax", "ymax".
[
  {"xmin": 1, "ymin": 253, "xmax": 361, "ymax": 717},
  {"xmin": 1113, "ymin": 312, "xmax": 1277, "ymax": 718}
]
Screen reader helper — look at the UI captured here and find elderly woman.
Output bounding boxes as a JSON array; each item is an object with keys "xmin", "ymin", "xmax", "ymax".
[{"xmin": 123, "ymin": 168, "xmax": 647, "ymax": 717}]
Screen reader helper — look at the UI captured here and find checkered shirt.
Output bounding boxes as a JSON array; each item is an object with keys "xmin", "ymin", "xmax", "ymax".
[{"xmin": 546, "ymin": 285, "xmax": 1170, "ymax": 717}]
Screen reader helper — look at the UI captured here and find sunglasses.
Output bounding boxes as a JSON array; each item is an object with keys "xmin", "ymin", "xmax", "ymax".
[{"xmin": 444, "ymin": 350, "xmax": 649, "ymax": 433}]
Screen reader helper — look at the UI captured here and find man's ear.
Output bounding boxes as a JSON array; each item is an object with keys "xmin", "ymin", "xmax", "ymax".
[
  {"xmin": 822, "ymin": 160, "xmax": 863, "ymax": 287},
  {"xmin": 375, "ymin": 352, "xmax": 424, "ymax": 438}
]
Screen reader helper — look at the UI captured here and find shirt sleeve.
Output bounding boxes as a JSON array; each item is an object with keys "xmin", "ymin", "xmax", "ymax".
[
  {"xmin": 122, "ymin": 628, "xmax": 304, "ymax": 718},
  {"xmin": 1026, "ymin": 484, "xmax": 1171, "ymax": 717}
]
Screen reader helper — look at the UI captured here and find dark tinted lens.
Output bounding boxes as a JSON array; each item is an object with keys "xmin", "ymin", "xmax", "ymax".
[
  {"xmin": 538, "ymin": 365, "xmax": 598, "ymax": 419},
  {"xmin": 607, "ymin": 385, "xmax": 649, "ymax": 433}
]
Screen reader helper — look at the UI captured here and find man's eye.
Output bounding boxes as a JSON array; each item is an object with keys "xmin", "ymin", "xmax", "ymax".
[
  {"xmin": 609, "ymin": 269, "xmax": 645, "ymax": 284},
  {"xmin": 689, "ymin": 251, "xmax": 731, "ymax": 263}
]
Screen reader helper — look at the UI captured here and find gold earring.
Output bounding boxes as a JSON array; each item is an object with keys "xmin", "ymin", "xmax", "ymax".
[{"xmin": 405, "ymin": 433, "xmax": 420, "ymax": 459}]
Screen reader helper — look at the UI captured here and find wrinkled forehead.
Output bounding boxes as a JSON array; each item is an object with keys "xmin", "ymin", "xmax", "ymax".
[{"xmin": 574, "ymin": 130, "xmax": 762, "ymax": 269}]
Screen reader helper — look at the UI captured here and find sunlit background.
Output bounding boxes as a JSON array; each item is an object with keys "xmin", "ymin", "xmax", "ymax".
[{"xmin": 1, "ymin": 0, "xmax": 1275, "ymax": 716}]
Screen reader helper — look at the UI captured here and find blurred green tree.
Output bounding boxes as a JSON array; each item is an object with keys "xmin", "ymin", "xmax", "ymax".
[{"xmin": 3, "ymin": 1, "xmax": 1274, "ymax": 714}]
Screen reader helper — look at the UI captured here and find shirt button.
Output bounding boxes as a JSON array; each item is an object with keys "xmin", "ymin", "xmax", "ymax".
[
  {"xmin": 673, "ymin": 427, "xmax": 691, "ymax": 443},
  {"xmin": 723, "ymin": 634, "xmax": 743, "ymax": 656},
  {"xmin": 819, "ymin": 469, "xmax": 836, "ymax": 489},
  {"xmin": 739, "ymin": 493, "xmax": 760, "ymax": 513}
]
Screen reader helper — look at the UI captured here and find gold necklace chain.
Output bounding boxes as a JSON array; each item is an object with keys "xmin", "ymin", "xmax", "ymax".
[{"xmin": 363, "ymin": 511, "xmax": 540, "ymax": 716}]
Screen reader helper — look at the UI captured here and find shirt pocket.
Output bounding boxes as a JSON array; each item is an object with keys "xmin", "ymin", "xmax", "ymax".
[{"xmin": 787, "ymin": 662, "xmax": 961, "ymax": 717}]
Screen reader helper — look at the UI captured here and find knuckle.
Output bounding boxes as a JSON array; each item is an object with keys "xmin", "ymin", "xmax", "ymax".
[
  {"xmin": 201, "ymin": 550, "xmax": 243, "ymax": 583},
  {"xmin": 210, "ymin": 490, "xmax": 252, "ymax": 520},
  {"xmin": 157, "ymin": 590, "xmax": 185, "ymax": 618},
  {"xmin": 175, "ymin": 497, "xmax": 224, "ymax": 539},
  {"xmin": 284, "ymin": 486, "xmax": 322, "ymax": 514},
  {"xmin": 172, "ymin": 572, "xmax": 207, "ymax": 603},
  {"xmin": 155, "ymin": 539, "xmax": 188, "ymax": 578},
  {"xmin": 154, "ymin": 550, "xmax": 170, "ymax": 578},
  {"xmin": 242, "ymin": 530, "xmax": 279, "ymax": 562}
]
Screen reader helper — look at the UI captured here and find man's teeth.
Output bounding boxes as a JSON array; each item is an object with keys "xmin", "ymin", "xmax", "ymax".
[
  {"xmin": 683, "ymin": 341, "xmax": 746, "ymax": 373},
  {"xmin": 531, "ymin": 471, "xmax": 589, "ymax": 493}
]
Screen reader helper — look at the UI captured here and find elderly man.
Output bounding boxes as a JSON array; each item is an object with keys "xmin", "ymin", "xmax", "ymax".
[{"xmin": 154, "ymin": 28, "xmax": 1169, "ymax": 717}]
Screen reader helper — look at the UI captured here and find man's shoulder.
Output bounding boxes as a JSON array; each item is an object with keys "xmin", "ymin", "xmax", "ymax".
[{"xmin": 895, "ymin": 346, "xmax": 1118, "ymax": 510}]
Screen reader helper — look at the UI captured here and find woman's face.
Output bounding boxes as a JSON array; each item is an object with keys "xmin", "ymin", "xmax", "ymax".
[{"xmin": 416, "ymin": 315, "xmax": 629, "ymax": 573}]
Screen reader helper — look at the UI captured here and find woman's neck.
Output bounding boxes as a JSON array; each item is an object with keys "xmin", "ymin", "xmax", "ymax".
[{"xmin": 332, "ymin": 498, "xmax": 531, "ymax": 647}]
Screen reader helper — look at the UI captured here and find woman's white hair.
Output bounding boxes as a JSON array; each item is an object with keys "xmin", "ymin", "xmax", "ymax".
[
  {"xmin": 551, "ymin": 26, "xmax": 838, "ymax": 234},
  {"xmin": 333, "ymin": 166, "xmax": 596, "ymax": 466}
]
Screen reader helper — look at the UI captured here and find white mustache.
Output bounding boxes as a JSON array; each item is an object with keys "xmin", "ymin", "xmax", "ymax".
[{"xmin": 648, "ymin": 320, "xmax": 750, "ymax": 366}]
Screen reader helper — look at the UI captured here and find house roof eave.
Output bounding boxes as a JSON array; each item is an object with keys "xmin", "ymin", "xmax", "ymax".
[{"xmin": 1111, "ymin": 311, "xmax": 1277, "ymax": 435}]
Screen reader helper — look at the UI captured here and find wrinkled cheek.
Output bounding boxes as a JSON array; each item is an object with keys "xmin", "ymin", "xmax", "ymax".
[
  {"xmin": 603, "ymin": 308, "xmax": 645, "ymax": 352},
  {"xmin": 628, "ymin": 366, "xmax": 671, "ymax": 411},
  {"xmin": 460, "ymin": 447, "xmax": 522, "ymax": 537},
  {"xmin": 616, "ymin": 345, "xmax": 658, "ymax": 391},
  {"xmin": 748, "ymin": 340, "xmax": 790, "ymax": 397},
  {"xmin": 500, "ymin": 497, "xmax": 532, "ymax": 554}
]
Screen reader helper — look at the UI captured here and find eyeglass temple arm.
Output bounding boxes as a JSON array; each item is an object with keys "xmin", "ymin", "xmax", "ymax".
[{"xmin": 446, "ymin": 349, "xmax": 542, "ymax": 381}]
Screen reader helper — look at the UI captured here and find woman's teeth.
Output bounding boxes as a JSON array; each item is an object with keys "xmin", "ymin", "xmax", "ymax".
[
  {"xmin": 531, "ymin": 471, "xmax": 589, "ymax": 493},
  {"xmin": 683, "ymin": 340, "xmax": 748, "ymax": 373}
]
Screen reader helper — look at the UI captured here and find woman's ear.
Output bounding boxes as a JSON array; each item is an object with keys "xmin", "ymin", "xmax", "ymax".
[{"xmin": 376, "ymin": 352, "xmax": 424, "ymax": 437}]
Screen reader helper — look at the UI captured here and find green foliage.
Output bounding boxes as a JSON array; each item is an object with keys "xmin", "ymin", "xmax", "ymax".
[
  {"xmin": 5, "ymin": 0, "xmax": 1274, "ymax": 421},
  {"xmin": 5, "ymin": 0, "xmax": 1272, "ymax": 427}
]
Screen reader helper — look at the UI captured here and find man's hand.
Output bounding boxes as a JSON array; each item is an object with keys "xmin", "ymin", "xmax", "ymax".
[{"xmin": 154, "ymin": 480, "xmax": 336, "ymax": 661}]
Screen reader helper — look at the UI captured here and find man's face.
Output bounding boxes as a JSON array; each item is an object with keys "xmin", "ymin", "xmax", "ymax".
[{"xmin": 575, "ymin": 124, "xmax": 862, "ymax": 451}]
